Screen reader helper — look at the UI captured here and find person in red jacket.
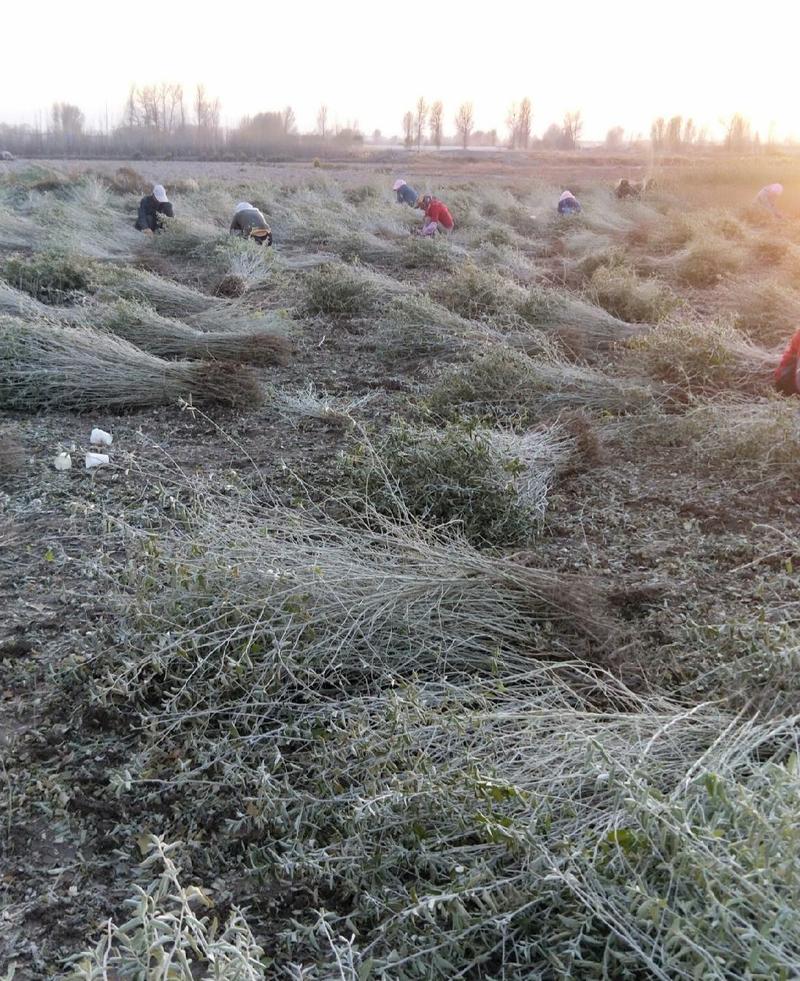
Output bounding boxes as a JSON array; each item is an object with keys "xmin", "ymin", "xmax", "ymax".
[
  {"xmin": 775, "ymin": 329, "xmax": 800, "ymax": 395},
  {"xmin": 417, "ymin": 194, "xmax": 454, "ymax": 235}
]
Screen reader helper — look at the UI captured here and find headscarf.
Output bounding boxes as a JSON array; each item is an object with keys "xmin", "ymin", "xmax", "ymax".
[
  {"xmin": 153, "ymin": 184, "xmax": 168, "ymax": 203},
  {"xmin": 235, "ymin": 202, "xmax": 253, "ymax": 213},
  {"xmin": 559, "ymin": 190, "xmax": 576, "ymax": 202},
  {"xmin": 767, "ymin": 183, "xmax": 784, "ymax": 196},
  {"xmin": 393, "ymin": 179, "xmax": 406, "ymax": 191}
]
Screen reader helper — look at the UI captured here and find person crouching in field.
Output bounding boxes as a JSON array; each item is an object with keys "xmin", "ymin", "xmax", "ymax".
[
  {"xmin": 615, "ymin": 178, "xmax": 651, "ymax": 200},
  {"xmin": 756, "ymin": 183, "xmax": 784, "ymax": 219},
  {"xmin": 775, "ymin": 328, "xmax": 800, "ymax": 395},
  {"xmin": 558, "ymin": 190, "xmax": 582, "ymax": 215},
  {"xmin": 417, "ymin": 194, "xmax": 454, "ymax": 236},
  {"xmin": 135, "ymin": 184, "xmax": 174, "ymax": 233},
  {"xmin": 394, "ymin": 178, "xmax": 419, "ymax": 206},
  {"xmin": 229, "ymin": 202, "xmax": 273, "ymax": 245}
]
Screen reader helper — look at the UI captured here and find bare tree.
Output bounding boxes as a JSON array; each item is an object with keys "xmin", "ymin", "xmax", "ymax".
[
  {"xmin": 194, "ymin": 84, "xmax": 222, "ymax": 138},
  {"xmin": 724, "ymin": 113, "xmax": 752, "ymax": 153},
  {"xmin": 414, "ymin": 96, "xmax": 428, "ymax": 151},
  {"xmin": 650, "ymin": 117, "xmax": 666, "ymax": 150},
  {"xmin": 682, "ymin": 118, "xmax": 696, "ymax": 146},
  {"xmin": 51, "ymin": 103, "xmax": 85, "ymax": 137},
  {"xmin": 429, "ymin": 100, "xmax": 443, "ymax": 149},
  {"xmin": 316, "ymin": 104, "xmax": 329, "ymax": 139},
  {"xmin": 124, "ymin": 85, "xmax": 140, "ymax": 127},
  {"xmin": 605, "ymin": 126, "xmax": 625, "ymax": 149},
  {"xmin": 403, "ymin": 111, "xmax": 414, "ymax": 149},
  {"xmin": 506, "ymin": 102, "xmax": 518, "ymax": 148},
  {"xmin": 194, "ymin": 84, "xmax": 209, "ymax": 128},
  {"xmin": 454, "ymin": 102, "xmax": 474, "ymax": 149},
  {"xmin": 666, "ymin": 115, "xmax": 683, "ymax": 152},
  {"xmin": 517, "ymin": 97, "xmax": 532, "ymax": 149},
  {"xmin": 561, "ymin": 111, "xmax": 582, "ymax": 149},
  {"xmin": 282, "ymin": 106, "xmax": 297, "ymax": 136}
]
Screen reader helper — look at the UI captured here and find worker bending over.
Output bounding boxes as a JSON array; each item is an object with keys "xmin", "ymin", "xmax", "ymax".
[
  {"xmin": 229, "ymin": 202, "xmax": 273, "ymax": 245},
  {"xmin": 394, "ymin": 179, "xmax": 419, "ymax": 206},
  {"xmin": 417, "ymin": 194, "xmax": 454, "ymax": 236},
  {"xmin": 558, "ymin": 190, "xmax": 582, "ymax": 215},
  {"xmin": 755, "ymin": 183, "xmax": 784, "ymax": 219},
  {"xmin": 135, "ymin": 184, "xmax": 174, "ymax": 233}
]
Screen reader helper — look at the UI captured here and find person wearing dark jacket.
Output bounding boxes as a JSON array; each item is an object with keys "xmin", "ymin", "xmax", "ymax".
[
  {"xmin": 558, "ymin": 190, "xmax": 582, "ymax": 215},
  {"xmin": 229, "ymin": 202, "xmax": 272, "ymax": 245},
  {"xmin": 135, "ymin": 184, "xmax": 174, "ymax": 232},
  {"xmin": 393, "ymin": 179, "xmax": 419, "ymax": 206}
]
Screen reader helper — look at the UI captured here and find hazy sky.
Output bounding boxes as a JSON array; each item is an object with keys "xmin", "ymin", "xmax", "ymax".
[{"xmin": 1, "ymin": 0, "xmax": 796, "ymax": 141}]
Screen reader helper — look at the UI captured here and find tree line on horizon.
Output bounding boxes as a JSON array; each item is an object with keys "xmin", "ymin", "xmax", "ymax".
[{"xmin": 0, "ymin": 83, "xmax": 785, "ymax": 160}]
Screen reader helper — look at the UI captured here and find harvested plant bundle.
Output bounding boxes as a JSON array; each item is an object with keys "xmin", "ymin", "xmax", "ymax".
[
  {"xmin": 588, "ymin": 264, "xmax": 679, "ymax": 324},
  {"xmin": 428, "ymin": 346, "xmax": 654, "ymax": 421},
  {"xmin": 107, "ymin": 497, "xmax": 615, "ymax": 711},
  {"xmin": 343, "ymin": 422, "xmax": 570, "ymax": 545},
  {"xmin": 85, "ymin": 626, "xmax": 800, "ymax": 979},
  {"xmin": 672, "ymin": 234, "xmax": 745, "ymax": 287},
  {"xmin": 303, "ymin": 261, "xmax": 411, "ymax": 320},
  {"xmin": 629, "ymin": 319, "xmax": 777, "ymax": 394},
  {"xmin": 0, "ymin": 318, "xmax": 261, "ymax": 411},
  {"xmin": 98, "ymin": 266, "xmax": 221, "ymax": 318},
  {"xmin": 373, "ymin": 293, "xmax": 499, "ymax": 363},
  {"xmin": 94, "ymin": 300, "xmax": 292, "ymax": 366},
  {"xmin": 722, "ymin": 278, "xmax": 800, "ymax": 345},
  {"xmin": 676, "ymin": 398, "xmax": 800, "ymax": 474},
  {"xmin": 1, "ymin": 250, "xmax": 97, "ymax": 305}
]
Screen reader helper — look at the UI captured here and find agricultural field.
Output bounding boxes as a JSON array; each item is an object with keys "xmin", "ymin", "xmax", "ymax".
[{"xmin": 2, "ymin": 155, "xmax": 800, "ymax": 979}]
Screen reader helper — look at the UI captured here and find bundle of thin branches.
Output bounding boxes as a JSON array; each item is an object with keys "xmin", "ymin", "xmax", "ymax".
[
  {"xmin": 97, "ymin": 266, "xmax": 221, "ymax": 318},
  {"xmin": 0, "ymin": 281, "xmax": 52, "ymax": 319},
  {"xmin": 0, "ymin": 317, "xmax": 261, "ymax": 411},
  {"xmin": 628, "ymin": 319, "xmax": 777, "ymax": 395},
  {"xmin": 721, "ymin": 277, "xmax": 800, "ymax": 345},
  {"xmin": 428, "ymin": 346, "xmax": 655, "ymax": 422},
  {"xmin": 16, "ymin": 176, "xmax": 142, "ymax": 260},
  {"xmin": 518, "ymin": 285, "xmax": 647, "ymax": 357},
  {"xmin": 91, "ymin": 300, "xmax": 292, "ymax": 366},
  {"xmin": 270, "ymin": 382, "xmax": 373, "ymax": 428},
  {"xmin": 86, "ymin": 633, "xmax": 800, "ymax": 980},
  {"xmin": 102, "ymin": 495, "xmax": 615, "ymax": 719},
  {"xmin": 152, "ymin": 216, "xmax": 226, "ymax": 261},
  {"xmin": 371, "ymin": 293, "xmax": 498, "ymax": 364},
  {"xmin": 342, "ymin": 422, "xmax": 570, "ymax": 546},
  {"xmin": 675, "ymin": 398, "xmax": 800, "ymax": 475},
  {"xmin": 587, "ymin": 264, "xmax": 679, "ymax": 325},
  {"xmin": 303, "ymin": 261, "xmax": 412, "ymax": 320}
]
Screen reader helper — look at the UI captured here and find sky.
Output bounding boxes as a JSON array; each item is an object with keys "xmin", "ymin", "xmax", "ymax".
[{"xmin": 0, "ymin": 0, "xmax": 797, "ymax": 142}]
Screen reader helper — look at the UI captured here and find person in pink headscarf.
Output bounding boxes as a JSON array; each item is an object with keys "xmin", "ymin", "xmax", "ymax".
[
  {"xmin": 393, "ymin": 179, "xmax": 419, "ymax": 207},
  {"xmin": 756, "ymin": 183, "xmax": 784, "ymax": 218}
]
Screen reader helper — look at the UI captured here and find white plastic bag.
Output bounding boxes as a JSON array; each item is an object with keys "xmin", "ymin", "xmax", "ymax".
[
  {"xmin": 90, "ymin": 428, "xmax": 113, "ymax": 446},
  {"xmin": 53, "ymin": 452, "xmax": 72, "ymax": 471},
  {"xmin": 85, "ymin": 452, "xmax": 109, "ymax": 469}
]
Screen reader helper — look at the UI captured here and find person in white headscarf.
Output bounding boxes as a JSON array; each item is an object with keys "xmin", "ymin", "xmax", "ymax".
[
  {"xmin": 229, "ymin": 202, "xmax": 272, "ymax": 245},
  {"xmin": 134, "ymin": 184, "xmax": 174, "ymax": 232},
  {"xmin": 755, "ymin": 183, "xmax": 784, "ymax": 219},
  {"xmin": 393, "ymin": 178, "xmax": 419, "ymax": 206},
  {"xmin": 557, "ymin": 189, "xmax": 582, "ymax": 215}
]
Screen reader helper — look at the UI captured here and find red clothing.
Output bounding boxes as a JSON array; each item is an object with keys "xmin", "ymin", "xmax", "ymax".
[
  {"xmin": 777, "ymin": 330, "xmax": 800, "ymax": 380},
  {"xmin": 424, "ymin": 198, "xmax": 454, "ymax": 230}
]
